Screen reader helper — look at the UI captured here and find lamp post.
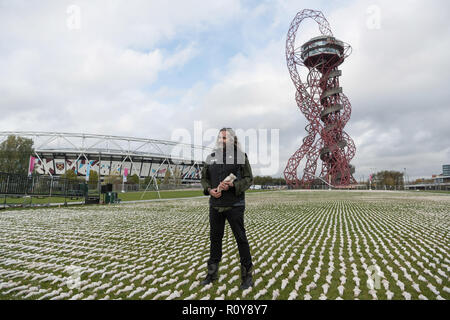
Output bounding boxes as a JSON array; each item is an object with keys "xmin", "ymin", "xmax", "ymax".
[
  {"xmin": 403, "ymin": 168, "xmax": 406, "ymax": 190},
  {"xmin": 122, "ymin": 171, "xmax": 125, "ymax": 193},
  {"xmin": 370, "ymin": 167, "xmax": 376, "ymax": 190},
  {"xmin": 98, "ymin": 152, "xmax": 102, "ymax": 200}
]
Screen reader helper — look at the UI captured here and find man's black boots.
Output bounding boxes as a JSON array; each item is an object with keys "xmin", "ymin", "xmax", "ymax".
[
  {"xmin": 240, "ymin": 264, "xmax": 253, "ymax": 290},
  {"xmin": 201, "ymin": 263, "xmax": 219, "ymax": 285}
]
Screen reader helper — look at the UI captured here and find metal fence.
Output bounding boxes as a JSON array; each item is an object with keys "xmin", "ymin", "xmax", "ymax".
[{"xmin": 0, "ymin": 172, "xmax": 97, "ymax": 197}]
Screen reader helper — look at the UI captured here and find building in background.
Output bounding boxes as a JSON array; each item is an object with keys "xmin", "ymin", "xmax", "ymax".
[
  {"xmin": 434, "ymin": 164, "xmax": 450, "ymax": 184},
  {"xmin": 443, "ymin": 164, "xmax": 450, "ymax": 176},
  {"xmin": 406, "ymin": 164, "xmax": 450, "ymax": 191},
  {"xmin": 0, "ymin": 132, "xmax": 211, "ymax": 184}
]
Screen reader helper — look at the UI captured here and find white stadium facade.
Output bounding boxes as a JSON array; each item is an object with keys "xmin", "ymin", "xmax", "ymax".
[{"xmin": 0, "ymin": 132, "xmax": 212, "ymax": 183}]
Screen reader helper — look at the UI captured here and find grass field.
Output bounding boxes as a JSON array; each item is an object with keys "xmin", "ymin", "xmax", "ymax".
[
  {"xmin": 0, "ymin": 190, "xmax": 449, "ymax": 300},
  {"xmin": 0, "ymin": 189, "xmax": 270, "ymax": 207},
  {"xmin": 1, "ymin": 195, "xmax": 83, "ymax": 205}
]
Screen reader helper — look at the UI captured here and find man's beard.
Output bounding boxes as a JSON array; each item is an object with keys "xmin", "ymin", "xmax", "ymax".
[
  {"xmin": 219, "ymin": 141, "xmax": 244, "ymax": 164},
  {"xmin": 222, "ymin": 141, "xmax": 234, "ymax": 151}
]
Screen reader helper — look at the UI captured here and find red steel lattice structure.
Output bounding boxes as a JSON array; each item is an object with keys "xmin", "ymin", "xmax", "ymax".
[{"xmin": 284, "ymin": 9, "xmax": 356, "ymax": 188}]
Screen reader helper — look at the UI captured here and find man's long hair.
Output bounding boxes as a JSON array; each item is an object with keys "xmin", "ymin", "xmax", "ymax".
[
  {"xmin": 215, "ymin": 128, "xmax": 242, "ymax": 151},
  {"xmin": 215, "ymin": 128, "xmax": 245, "ymax": 164}
]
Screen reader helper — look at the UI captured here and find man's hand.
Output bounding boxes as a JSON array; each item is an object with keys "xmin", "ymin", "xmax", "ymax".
[
  {"xmin": 209, "ymin": 188, "xmax": 222, "ymax": 198},
  {"xmin": 219, "ymin": 181, "xmax": 229, "ymax": 191},
  {"xmin": 225, "ymin": 180, "xmax": 234, "ymax": 188},
  {"xmin": 219, "ymin": 181, "xmax": 234, "ymax": 191}
]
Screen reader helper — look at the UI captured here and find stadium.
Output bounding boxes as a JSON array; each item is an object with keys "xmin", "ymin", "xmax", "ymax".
[{"xmin": 0, "ymin": 131, "xmax": 211, "ymax": 184}]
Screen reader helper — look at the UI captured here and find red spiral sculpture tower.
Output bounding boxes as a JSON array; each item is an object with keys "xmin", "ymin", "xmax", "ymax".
[{"xmin": 284, "ymin": 9, "xmax": 356, "ymax": 188}]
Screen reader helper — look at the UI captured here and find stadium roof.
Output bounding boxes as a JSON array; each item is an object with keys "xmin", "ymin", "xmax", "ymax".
[{"xmin": 0, "ymin": 131, "xmax": 213, "ymax": 163}]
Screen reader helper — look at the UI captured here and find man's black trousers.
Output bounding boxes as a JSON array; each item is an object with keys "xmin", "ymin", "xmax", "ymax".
[{"xmin": 208, "ymin": 205, "xmax": 253, "ymax": 269}]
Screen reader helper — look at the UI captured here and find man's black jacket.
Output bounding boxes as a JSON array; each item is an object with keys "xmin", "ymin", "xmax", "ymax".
[{"xmin": 200, "ymin": 147, "xmax": 253, "ymax": 207}]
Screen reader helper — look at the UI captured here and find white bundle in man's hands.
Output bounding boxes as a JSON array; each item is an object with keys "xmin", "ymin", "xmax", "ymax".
[{"xmin": 217, "ymin": 173, "xmax": 236, "ymax": 192}]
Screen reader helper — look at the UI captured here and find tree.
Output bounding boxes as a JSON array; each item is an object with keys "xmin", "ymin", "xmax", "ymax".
[
  {"xmin": 61, "ymin": 169, "xmax": 78, "ymax": 181},
  {"xmin": 0, "ymin": 135, "xmax": 34, "ymax": 174},
  {"xmin": 173, "ymin": 167, "xmax": 182, "ymax": 185},
  {"xmin": 88, "ymin": 170, "xmax": 99, "ymax": 184},
  {"xmin": 371, "ymin": 171, "xmax": 404, "ymax": 189},
  {"xmin": 162, "ymin": 168, "xmax": 171, "ymax": 185},
  {"xmin": 127, "ymin": 173, "xmax": 139, "ymax": 185},
  {"xmin": 253, "ymin": 175, "xmax": 286, "ymax": 186},
  {"xmin": 385, "ymin": 176, "xmax": 395, "ymax": 189},
  {"xmin": 413, "ymin": 178, "xmax": 433, "ymax": 184},
  {"xmin": 104, "ymin": 173, "xmax": 122, "ymax": 185}
]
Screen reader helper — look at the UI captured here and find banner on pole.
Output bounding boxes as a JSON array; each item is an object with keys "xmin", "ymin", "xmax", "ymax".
[
  {"xmin": 28, "ymin": 156, "xmax": 36, "ymax": 176},
  {"xmin": 123, "ymin": 168, "xmax": 128, "ymax": 182},
  {"xmin": 86, "ymin": 162, "xmax": 91, "ymax": 181}
]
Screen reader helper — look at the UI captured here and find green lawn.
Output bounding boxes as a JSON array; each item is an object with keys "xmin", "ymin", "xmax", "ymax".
[
  {"xmin": 406, "ymin": 190, "xmax": 450, "ymax": 195},
  {"xmin": 0, "ymin": 190, "xmax": 448, "ymax": 300},
  {"xmin": 118, "ymin": 189, "xmax": 204, "ymax": 201},
  {"xmin": 119, "ymin": 188, "xmax": 271, "ymax": 201},
  {"xmin": 1, "ymin": 195, "xmax": 83, "ymax": 205},
  {"xmin": 0, "ymin": 188, "xmax": 273, "ymax": 207}
]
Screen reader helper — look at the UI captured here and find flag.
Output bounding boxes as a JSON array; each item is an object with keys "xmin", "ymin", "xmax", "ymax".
[
  {"xmin": 28, "ymin": 156, "xmax": 36, "ymax": 176},
  {"xmin": 86, "ymin": 162, "xmax": 91, "ymax": 181},
  {"xmin": 123, "ymin": 168, "xmax": 128, "ymax": 182}
]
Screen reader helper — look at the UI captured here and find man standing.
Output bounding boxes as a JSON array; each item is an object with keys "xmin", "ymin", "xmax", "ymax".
[{"xmin": 200, "ymin": 128, "xmax": 254, "ymax": 290}]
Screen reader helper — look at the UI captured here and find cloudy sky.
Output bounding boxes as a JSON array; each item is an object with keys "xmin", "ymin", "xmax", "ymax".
[{"xmin": 0, "ymin": 0, "xmax": 449, "ymax": 181}]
